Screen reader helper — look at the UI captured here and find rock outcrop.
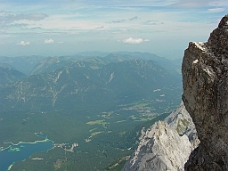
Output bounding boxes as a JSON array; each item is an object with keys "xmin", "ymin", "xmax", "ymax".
[
  {"xmin": 164, "ymin": 103, "xmax": 199, "ymax": 149},
  {"xmin": 122, "ymin": 103, "xmax": 198, "ymax": 171},
  {"xmin": 182, "ymin": 14, "xmax": 228, "ymax": 170}
]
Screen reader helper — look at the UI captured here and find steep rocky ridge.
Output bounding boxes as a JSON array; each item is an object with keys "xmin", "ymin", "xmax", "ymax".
[
  {"xmin": 122, "ymin": 103, "xmax": 199, "ymax": 171},
  {"xmin": 182, "ymin": 14, "xmax": 228, "ymax": 170}
]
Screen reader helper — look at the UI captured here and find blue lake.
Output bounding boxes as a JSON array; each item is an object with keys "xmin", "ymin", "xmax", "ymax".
[{"xmin": 0, "ymin": 135, "xmax": 54, "ymax": 171}]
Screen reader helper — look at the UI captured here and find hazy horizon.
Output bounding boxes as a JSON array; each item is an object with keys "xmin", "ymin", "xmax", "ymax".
[{"xmin": 1, "ymin": 0, "xmax": 227, "ymax": 59}]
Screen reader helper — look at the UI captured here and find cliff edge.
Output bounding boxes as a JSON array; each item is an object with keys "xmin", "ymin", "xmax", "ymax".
[
  {"xmin": 182, "ymin": 14, "xmax": 228, "ymax": 170},
  {"xmin": 122, "ymin": 103, "xmax": 198, "ymax": 171}
]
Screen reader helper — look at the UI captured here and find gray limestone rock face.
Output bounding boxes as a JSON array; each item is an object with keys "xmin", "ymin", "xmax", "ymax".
[
  {"xmin": 122, "ymin": 103, "xmax": 198, "ymax": 171},
  {"xmin": 182, "ymin": 14, "xmax": 228, "ymax": 171},
  {"xmin": 164, "ymin": 102, "xmax": 199, "ymax": 149},
  {"xmin": 122, "ymin": 121, "xmax": 192, "ymax": 171}
]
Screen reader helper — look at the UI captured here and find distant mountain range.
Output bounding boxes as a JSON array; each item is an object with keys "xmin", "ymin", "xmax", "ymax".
[
  {"xmin": 0, "ymin": 52, "xmax": 182, "ymax": 112},
  {"xmin": 0, "ymin": 52, "xmax": 183, "ymax": 171},
  {"xmin": 0, "ymin": 56, "xmax": 44, "ymax": 75},
  {"xmin": 0, "ymin": 63, "xmax": 26, "ymax": 88}
]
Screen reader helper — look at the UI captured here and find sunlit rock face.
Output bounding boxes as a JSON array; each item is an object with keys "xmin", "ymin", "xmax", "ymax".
[
  {"xmin": 122, "ymin": 103, "xmax": 198, "ymax": 171},
  {"xmin": 182, "ymin": 14, "xmax": 228, "ymax": 171},
  {"xmin": 164, "ymin": 102, "xmax": 199, "ymax": 150}
]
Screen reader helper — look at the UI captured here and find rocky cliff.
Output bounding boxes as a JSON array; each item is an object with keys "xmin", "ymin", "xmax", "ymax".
[
  {"xmin": 122, "ymin": 103, "xmax": 199, "ymax": 171},
  {"xmin": 182, "ymin": 14, "xmax": 228, "ymax": 170}
]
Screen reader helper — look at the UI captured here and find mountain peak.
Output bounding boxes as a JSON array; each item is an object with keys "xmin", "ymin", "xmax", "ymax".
[
  {"xmin": 182, "ymin": 14, "xmax": 228, "ymax": 170},
  {"xmin": 218, "ymin": 14, "xmax": 228, "ymax": 28},
  {"xmin": 207, "ymin": 14, "xmax": 228, "ymax": 57}
]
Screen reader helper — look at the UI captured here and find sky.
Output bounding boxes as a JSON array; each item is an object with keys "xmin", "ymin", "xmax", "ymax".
[{"xmin": 0, "ymin": 0, "xmax": 227, "ymax": 59}]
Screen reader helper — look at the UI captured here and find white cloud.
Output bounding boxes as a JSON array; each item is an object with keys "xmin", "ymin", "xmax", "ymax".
[
  {"xmin": 208, "ymin": 8, "xmax": 224, "ymax": 13},
  {"xmin": 172, "ymin": 0, "xmax": 228, "ymax": 8},
  {"xmin": 18, "ymin": 41, "xmax": 30, "ymax": 46},
  {"xmin": 44, "ymin": 38, "xmax": 54, "ymax": 44},
  {"xmin": 208, "ymin": 0, "xmax": 228, "ymax": 7},
  {"xmin": 122, "ymin": 37, "xmax": 150, "ymax": 44}
]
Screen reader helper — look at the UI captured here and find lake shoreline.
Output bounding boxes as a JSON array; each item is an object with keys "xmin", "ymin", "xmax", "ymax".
[
  {"xmin": 0, "ymin": 132, "xmax": 53, "ymax": 151},
  {"xmin": 0, "ymin": 133, "xmax": 54, "ymax": 171}
]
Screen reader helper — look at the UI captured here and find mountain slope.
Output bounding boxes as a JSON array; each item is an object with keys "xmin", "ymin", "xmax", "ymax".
[
  {"xmin": 30, "ymin": 52, "xmax": 181, "ymax": 77},
  {"xmin": 0, "ymin": 63, "xmax": 26, "ymax": 88},
  {"xmin": 122, "ymin": 103, "xmax": 199, "ymax": 171},
  {"xmin": 0, "ymin": 56, "xmax": 44, "ymax": 75},
  {"xmin": 0, "ymin": 59, "xmax": 181, "ymax": 112}
]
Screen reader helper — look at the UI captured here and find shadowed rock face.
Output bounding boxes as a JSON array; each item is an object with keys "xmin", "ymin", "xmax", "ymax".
[{"xmin": 182, "ymin": 14, "xmax": 228, "ymax": 171}]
